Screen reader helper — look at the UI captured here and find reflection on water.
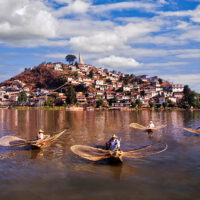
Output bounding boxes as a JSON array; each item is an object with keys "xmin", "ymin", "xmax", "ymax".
[{"xmin": 0, "ymin": 109, "xmax": 200, "ymax": 200}]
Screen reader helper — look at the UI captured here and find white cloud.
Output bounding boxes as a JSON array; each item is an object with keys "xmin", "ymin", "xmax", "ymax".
[
  {"xmin": 145, "ymin": 61, "xmax": 188, "ymax": 67},
  {"xmin": 97, "ymin": 55, "xmax": 141, "ymax": 68},
  {"xmin": 54, "ymin": 0, "xmax": 90, "ymax": 17},
  {"xmin": 68, "ymin": 21, "xmax": 160, "ymax": 53},
  {"xmin": 69, "ymin": 33, "xmax": 125, "ymax": 53},
  {"xmin": 91, "ymin": 1, "xmax": 158, "ymax": 13},
  {"xmin": 158, "ymin": 4, "xmax": 200, "ymax": 23},
  {"xmin": 0, "ymin": 0, "xmax": 58, "ymax": 44},
  {"xmin": 174, "ymin": 49, "xmax": 200, "ymax": 58},
  {"xmin": 161, "ymin": 74, "xmax": 200, "ymax": 92},
  {"xmin": 45, "ymin": 53, "xmax": 67, "ymax": 59}
]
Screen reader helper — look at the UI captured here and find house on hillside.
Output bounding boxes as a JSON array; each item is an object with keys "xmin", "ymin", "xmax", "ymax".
[{"xmin": 54, "ymin": 63, "xmax": 63, "ymax": 71}]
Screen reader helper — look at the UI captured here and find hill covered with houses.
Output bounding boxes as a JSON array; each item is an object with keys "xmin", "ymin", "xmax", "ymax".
[{"xmin": 0, "ymin": 55, "xmax": 196, "ymax": 109}]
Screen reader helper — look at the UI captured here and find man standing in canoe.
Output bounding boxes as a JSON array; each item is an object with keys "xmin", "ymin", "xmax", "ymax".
[
  {"xmin": 37, "ymin": 129, "xmax": 44, "ymax": 140},
  {"xmin": 148, "ymin": 121, "xmax": 155, "ymax": 129},
  {"xmin": 106, "ymin": 134, "xmax": 120, "ymax": 151}
]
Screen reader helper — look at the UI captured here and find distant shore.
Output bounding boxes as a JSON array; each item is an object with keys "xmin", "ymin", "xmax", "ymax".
[{"xmin": 0, "ymin": 106, "xmax": 198, "ymax": 111}]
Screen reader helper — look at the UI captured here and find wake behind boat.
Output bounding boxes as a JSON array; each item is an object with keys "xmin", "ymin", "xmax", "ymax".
[
  {"xmin": 71, "ymin": 143, "xmax": 168, "ymax": 164},
  {"xmin": 184, "ymin": 128, "xmax": 200, "ymax": 135},
  {"xmin": 129, "ymin": 123, "xmax": 166, "ymax": 131}
]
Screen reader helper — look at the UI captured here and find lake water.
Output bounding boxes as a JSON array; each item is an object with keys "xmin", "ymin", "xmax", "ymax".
[{"xmin": 0, "ymin": 109, "xmax": 200, "ymax": 200}]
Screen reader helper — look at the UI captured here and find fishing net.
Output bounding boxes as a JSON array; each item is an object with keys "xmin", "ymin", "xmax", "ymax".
[
  {"xmin": 71, "ymin": 145, "xmax": 111, "ymax": 161},
  {"xmin": 184, "ymin": 128, "xmax": 200, "ymax": 134},
  {"xmin": 129, "ymin": 123, "xmax": 166, "ymax": 131},
  {"xmin": 123, "ymin": 143, "xmax": 168, "ymax": 159},
  {"xmin": 0, "ymin": 136, "xmax": 26, "ymax": 147},
  {"xmin": 29, "ymin": 130, "xmax": 65, "ymax": 148},
  {"xmin": 129, "ymin": 123, "xmax": 147, "ymax": 130}
]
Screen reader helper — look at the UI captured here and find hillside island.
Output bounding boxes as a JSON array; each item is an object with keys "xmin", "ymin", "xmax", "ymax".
[{"xmin": 0, "ymin": 54, "xmax": 199, "ymax": 110}]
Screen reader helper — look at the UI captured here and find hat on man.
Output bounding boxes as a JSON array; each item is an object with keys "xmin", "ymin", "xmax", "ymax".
[
  {"xmin": 112, "ymin": 134, "xmax": 117, "ymax": 138},
  {"xmin": 38, "ymin": 129, "xmax": 44, "ymax": 133}
]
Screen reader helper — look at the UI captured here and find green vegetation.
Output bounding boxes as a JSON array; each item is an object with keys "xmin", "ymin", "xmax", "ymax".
[
  {"xmin": 131, "ymin": 101, "xmax": 136, "ymax": 108},
  {"xmin": 149, "ymin": 101, "xmax": 154, "ymax": 108},
  {"xmin": 96, "ymin": 99, "xmax": 104, "ymax": 108},
  {"xmin": 18, "ymin": 91, "xmax": 27, "ymax": 103},
  {"xmin": 66, "ymin": 85, "xmax": 76, "ymax": 104},
  {"xmin": 44, "ymin": 97, "xmax": 54, "ymax": 106},
  {"xmin": 135, "ymin": 99, "xmax": 142, "ymax": 108},
  {"xmin": 65, "ymin": 54, "xmax": 77, "ymax": 65},
  {"xmin": 181, "ymin": 85, "xmax": 200, "ymax": 108},
  {"xmin": 89, "ymin": 70, "xmax": 94, "ymax": 78},
  {"xmin": 162, "ymin": 102, "xmax": 168, "ymax": 108}
]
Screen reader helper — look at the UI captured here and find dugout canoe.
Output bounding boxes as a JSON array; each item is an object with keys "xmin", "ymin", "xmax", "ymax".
[
  {"xmin": 70, "ymin": 143, "xmax": 167, "ymax": 164},
  {"xmin": 184, "ymin": 128, "xmax": 200, "ymax": 135},
  {"xmin": 129, "ymin": 123, "xmax": 166, "ymax": 132}
]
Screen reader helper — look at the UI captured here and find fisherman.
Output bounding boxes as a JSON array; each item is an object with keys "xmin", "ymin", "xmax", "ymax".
[
  {"xmin": 148, "ymin": 121, "xmax": 155, "ymax": 129},
  {"xmin": 37, "ymin": 129, "xmax": 44, "ymax": 140},
  {"xmin": 106, "ymin": 134, "xmax": 120, "ymax": 151}
]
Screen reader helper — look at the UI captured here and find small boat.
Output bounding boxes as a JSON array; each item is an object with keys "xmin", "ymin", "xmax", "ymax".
[
  {"xmin": 66, "ymin": 107, "xmax": 84, "ymax": 111},
  {"xmin": 184, "ymin": 128, "xmax": 200, "ymax": 135},
  {"xmin": 2, "ymin": 130, "xmax": 66, "ymax": 149},
  {"xmin": 70, "ymin": 143, "xmax": 167, "ymax": 164},
  {"xmin": 129, "ymin": 123, "xmax": 166, "ymax": 132},
  {"xmin": 85, "ymin": 107, "xmax": 95, "ymax": 111}
]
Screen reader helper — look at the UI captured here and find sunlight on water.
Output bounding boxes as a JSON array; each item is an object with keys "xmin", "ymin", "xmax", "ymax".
[{"xmin": 0, "ymin": 109, "xmax": 200, "ymax": 200}]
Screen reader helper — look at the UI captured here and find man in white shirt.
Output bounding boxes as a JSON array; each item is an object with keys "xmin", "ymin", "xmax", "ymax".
[
  {"xmin": 148, "ymin": 121, "xmax": 155, "ymax": 129},
  {"xmin": 37, "ymin": 129, "xmax": 44, "ymax": 140},
  {"xmin": 106, "ymin": 134, "xmax": 120, "ymax": 151}
]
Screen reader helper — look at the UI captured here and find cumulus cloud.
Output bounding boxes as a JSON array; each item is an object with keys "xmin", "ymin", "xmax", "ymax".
[
  {"xmin": 145, "ymin": 61, "xmax": 188, "ymax": 67},
  {"xmin": 45, "ymin": 53, "xmax": 67, "ymax": 59},
  {"xmin": 97, "ymin": 55, "xmax": 141, "ymax": 68},
  {"xmin": 68, "ymin": 21, "xmax": 160, "ymax": 53},
  {"xmin": 160, "ymin": 74, "xmax": 200, "ymax": 92},
  {"xmin": 91, "ymin": 1, "xmax": 158, "ymax": 13},
  {"xmin": 54, "ymin": 0, "xmax": 91, "ymax": 17},
  {"xmin": 0, "ymin": 0, "xmax": 58, "ymax": 45},
  {"xmin": 158, "ymin": 4, "xmax": 200, "ymax": 23},
  {"xmin": 69, "ymin": 33, "xmax": 125, "ymax": 53}
]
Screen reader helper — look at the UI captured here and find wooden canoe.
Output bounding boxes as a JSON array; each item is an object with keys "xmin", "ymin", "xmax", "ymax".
[
  {"xmin": 129, "ymin": 123, "xmax": 166, "ymax": 131},
  {"xmin": 184, "ymin": 128, "xmax": 200, "ymax": 135},
  {"xmin": 8, "ymin": 130, "xmax": 66, "ymax": 149},
  {"xmin": 71, "ymin": 143, "xmax": 167, "ymax": 164}
]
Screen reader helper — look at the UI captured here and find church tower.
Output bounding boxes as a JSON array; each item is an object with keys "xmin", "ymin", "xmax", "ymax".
[{"xmin": 79, "ymin": 53, "xmax": 84, "ymax": 65}]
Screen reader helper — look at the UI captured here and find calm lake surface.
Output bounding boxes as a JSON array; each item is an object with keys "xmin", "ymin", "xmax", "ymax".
[{"xmin": 0, "ymin": 109, "xmax": 200, "ymax": 200}]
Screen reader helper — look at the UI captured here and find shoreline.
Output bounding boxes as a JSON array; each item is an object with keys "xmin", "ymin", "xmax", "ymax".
[{"xmin": 0, "ymin": 106, "xmax": 198, "ymax": 111}]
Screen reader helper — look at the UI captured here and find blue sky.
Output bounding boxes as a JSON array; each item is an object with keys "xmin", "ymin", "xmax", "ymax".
[{"xmin": 0, "ymin": 0, "xmax": 200, "ymax": 91}]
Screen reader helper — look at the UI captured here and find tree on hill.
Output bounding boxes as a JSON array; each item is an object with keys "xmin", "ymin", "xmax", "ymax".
[
  {"xmin": 44, "ymin": 97, "xmax": 54, "ymax": 106},
  {"xmin": 162, "ymin": 102, "xmax": 168, "ymax": 109},
  {"xmin": 96, "ymin": 99, "xmax": 104, "ymax": 108},
  {"xmin": 136, "ymin": 99, "xmax": 142, "ymax": 108},
  {"xmin": 18, "ymin": 91, "xmax": 27, "ymax": 104},
  {"xmin": 89, "ymin": 70, "xmax": 94, "ymax": 78},
  {"xmin": 149, "ymin": 101, "xmax": 154, "ymax": 108},
  {"xmin": 66, "ymin": 85, "xmax": 76, "ymax": 104},
  {"xmin": 65, "ymin": 54, "xmax": 77, "ymax": 65},
  {"xmin": 181, "ymin": 85, "xmax": 199, "ymax": 108},
  {"xmin": 131, "ymin": 101, "xmax": 136, "ymax": 108}
]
